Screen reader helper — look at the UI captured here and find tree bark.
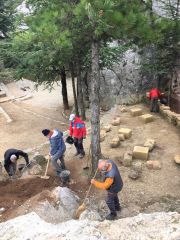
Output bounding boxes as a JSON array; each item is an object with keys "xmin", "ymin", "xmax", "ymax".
[
  {"xmin": 77, "ymin": 61, "xmax": 86, "ymax": 120},
  {"xmin": 82, "ymin": 71, "xmax": 90, "ymax": 108},
  {"xmin": 90, "ymin": 39, "xmax": 101, "ymax": 172},
  {"xmin": 70, "ymin": 63, "xmax": 79, "ymax": 116},
  {"xmin": 60, "ymin": 66, "xmax": 69, "ymax": 110}
]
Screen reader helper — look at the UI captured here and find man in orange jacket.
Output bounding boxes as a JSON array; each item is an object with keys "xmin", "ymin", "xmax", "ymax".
[
  {"xmin": 69, "ymin": 114, "xmax": 86, "ymax": 159},
  {"xmin": 91, "ymin": 159, "xmax": 123, "ymax": 220}
]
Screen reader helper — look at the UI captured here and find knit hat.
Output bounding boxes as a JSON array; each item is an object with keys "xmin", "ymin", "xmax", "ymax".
[{"xmin": 42, "ymin": 129, "xmax": 50, "ymax": 136}]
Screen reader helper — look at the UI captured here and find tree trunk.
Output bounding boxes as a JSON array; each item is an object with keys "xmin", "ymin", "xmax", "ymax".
[
  {"xmin": 77, "ymin": 61, "xmax": 86, "ymax": 120},
  {"xmin": 60, "ymin": 66, "xmax": 69, "ymax": 110},
  {"xmin": 70, "ymin": 63, "xmax": 79, "ymax": 116},
  {"xmin": 82, "ymin": 71, "xmax": 90, "ymax": 108},
  {"xmin": 90, "ymin": 39, "xmax": 101, "ymax": 172}
]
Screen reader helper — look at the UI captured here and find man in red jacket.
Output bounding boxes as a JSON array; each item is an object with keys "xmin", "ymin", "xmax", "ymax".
[
  {"xmin": 149, "ymin": 88, "xmax": 162, "ymax": 112},
  {"xmin": 69, "ymin": 114, "xmax": 86, "ymax": 158}
]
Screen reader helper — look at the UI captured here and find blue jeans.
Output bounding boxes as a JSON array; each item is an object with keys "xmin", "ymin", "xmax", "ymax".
[{"xmin": 51, "ymin": 149, "xmax": 66, "ymax": 176}]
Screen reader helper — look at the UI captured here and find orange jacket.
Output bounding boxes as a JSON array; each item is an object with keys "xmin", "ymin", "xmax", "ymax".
[{"xmin": 93, "ymin": 178, "xmax": 114, "ymax": 190}]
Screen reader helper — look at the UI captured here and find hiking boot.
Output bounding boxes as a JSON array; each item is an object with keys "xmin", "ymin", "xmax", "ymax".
[
  {"xmin": 79, "ymin": 154, "xmax": 85, "ymax": 159},
  {"xmin": 105, "ymin": 213, "xmax": 117, "ymax": 220}
]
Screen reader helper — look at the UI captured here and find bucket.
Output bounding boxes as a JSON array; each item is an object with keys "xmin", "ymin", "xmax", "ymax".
[{"xmin": 59, "ymin": 170, "xmax": 70, "ymax": 183}]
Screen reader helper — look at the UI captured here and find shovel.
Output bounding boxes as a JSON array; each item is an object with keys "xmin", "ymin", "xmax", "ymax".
[
  {"xmin": 75, "ymin": 168, "xmax": 98, "ymax": 219},
  {"xmin": 41, "ymin": 155, "xmax": 50, "ymax": 179}
]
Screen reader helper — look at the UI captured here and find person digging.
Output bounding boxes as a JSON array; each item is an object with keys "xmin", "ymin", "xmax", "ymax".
[
  {"xmin": 4, "ymin": 148, "xmax": 30, "ymax": 179},
  {"xmin": 91, "ymin": 159, "xmax": 123, "ymax": 220},
  {"xmin": 42, "ymin": 128, "xmax": 66, "ymax": 177}
]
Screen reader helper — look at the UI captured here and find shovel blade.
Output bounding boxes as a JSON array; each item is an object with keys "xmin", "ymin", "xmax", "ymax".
[{"xmin": 40, "ymin": 176, "xmax": 50, "ymax": 179}]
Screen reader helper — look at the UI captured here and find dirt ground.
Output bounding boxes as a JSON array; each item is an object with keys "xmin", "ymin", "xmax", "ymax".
[{"xmin": 0, "ymin": 80, "xmax": 180, "ymax": 222}]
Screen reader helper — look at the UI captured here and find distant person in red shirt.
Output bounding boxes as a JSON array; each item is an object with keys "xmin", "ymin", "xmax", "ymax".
[
  {"xmin": 69, "ymin": 114, "xmax": 86, "ymax": 159},
  {"xmin": 148, "ymin": 88, "xmax": 162, "ymax": 112}
]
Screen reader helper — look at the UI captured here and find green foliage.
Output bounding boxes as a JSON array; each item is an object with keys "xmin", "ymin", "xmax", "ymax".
[{"xmin": 0, "ymin": 0, "xmax": 19, "ymax": 37}]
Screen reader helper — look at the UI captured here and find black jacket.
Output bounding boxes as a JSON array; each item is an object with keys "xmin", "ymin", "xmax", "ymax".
[{"xmin": 4, "ymin": 149, "xmax": 29, "ymax": 175}]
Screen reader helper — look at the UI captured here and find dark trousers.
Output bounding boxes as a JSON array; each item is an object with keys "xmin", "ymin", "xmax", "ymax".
[
  {"xmin": 150, "ymin": 97, "xmax": 159, "ymax": 112},
  {"xmin": 106, "ymin": 192, "xmax": 120, "ymax": 215},
  {"xmin": 9, "ymin": 163, "xmax": 17, "ymax": 176},
  {"xmin": 74, "ymin": 137, "xmax": 85, "ymax": 155}
]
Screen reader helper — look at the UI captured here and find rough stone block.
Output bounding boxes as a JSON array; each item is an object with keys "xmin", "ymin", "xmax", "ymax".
[
  {"xmin": 118, "ymin": 128, "xmax": 132, "ymax": 139},
  {"xmin": 123, "ymin": 151, "xmax": 133, "ymax": 167},
  {"xmin": 112, "ymin": 117, "xmax": 121, "ymax": 126},
  {"xmin": 0, "ymin": 91, "xmax": 6, "ymax": 98},
  {"xmin": 118, "ymin": 133, "xmax": 125, "ymax": 141},
  {"xmin": 132, "ymin": 161, "xmax": 142, "ymax": 173},
  {"xmin": 121, "ymin": 107, "xmax": 127, "ymax": 113},
  {"xmin": 161, "ymin": 105, "xmax": 170, "ymax": 110},
  {"xmin": 100, "ymin": 130, "xmax": 106, "ymax": 142},
  {"xmin": 144, "ymin": 139, "xmax": 156, "ymax": 151},
  {"xmin": 133, "ymin": 146, "xmax": 149, "ymax": 160},
  {"xmin": 130, "ymin": 108, "xmax": 142, "ymax": 117},
  {"xmin": 140, "ymin": 114, "xmax": 154, "ymax": 124},
  {"xmin": 33, "ymin": 154, "xmax": 47, "ymax": 166},
  {"xmin": 174, "ymin": 155, "xmax": 180, "ymax": 165},
  {"xmin": 146, "ymin": 160, "xmax": 162, "ymax": 170},
  {"xmin": 128, "ymin": 169, "xmax": 141, "ymax": 180},
  {"xmin": 101, "ymin": 124, "xmax": 111, "ymax": 132},
  {"xmin": 110, "ymin": 137, "xmax": 120, "ymax": 148},
  {"xmin": 29, "ymin": 164, "xmax": 43, "ymax": 175}
]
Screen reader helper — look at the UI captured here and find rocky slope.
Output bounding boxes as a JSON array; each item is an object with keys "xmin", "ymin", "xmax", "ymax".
[{"xmin": 0, "ymin": 211, "xmax": 179, "ymax": 240}]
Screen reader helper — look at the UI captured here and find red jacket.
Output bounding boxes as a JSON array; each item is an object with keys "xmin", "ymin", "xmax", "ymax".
[
  {"xmin": 69, "ymin": 117, "xmax": 86, "ymax": 139},
  {"xmin": 149, "ymin": 88, "xmax": 161, "ymax": 99}
]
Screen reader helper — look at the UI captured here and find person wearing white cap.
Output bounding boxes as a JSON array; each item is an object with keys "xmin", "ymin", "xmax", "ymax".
[
  {"xmin": 69, "ymin": 114, "xmax": 86, "ymax": 158},
  {"xmin": 4, "ymin": 149, "xmax": 29, "ymax": 177}
]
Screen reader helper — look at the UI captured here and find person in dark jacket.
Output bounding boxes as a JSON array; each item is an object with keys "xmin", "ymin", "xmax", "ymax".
[
  {"xmin": 42, "ymin": 128, "xmax": 66, "ymax": 176},
  {"xmin": 91, "ymin": 159, "xmax": 123, "ymax": 220},
  {"xmin": 69, "ymin": 114, "xmax": 86, "ymax": 158},
  {"xmin": 4, "ymin": 149, "xmax": 29, "ymax": 177}
]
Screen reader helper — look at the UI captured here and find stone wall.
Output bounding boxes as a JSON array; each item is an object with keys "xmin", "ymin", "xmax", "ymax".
[{"xmin": 160, "ymin": 104, "xmax": 180, "ymax": 130}]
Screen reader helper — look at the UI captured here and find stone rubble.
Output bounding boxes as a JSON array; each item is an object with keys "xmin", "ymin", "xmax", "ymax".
[
  {"xmin": 146, "ymin": 160, "xmax": 162, "ymax": 170},
  {"xmin": 144, "ymin": 138, "xmax": 156, "ymax": 151},
  {"xmin": 174, "ymin": 155, "xmax": 180, "ymax": 165}
]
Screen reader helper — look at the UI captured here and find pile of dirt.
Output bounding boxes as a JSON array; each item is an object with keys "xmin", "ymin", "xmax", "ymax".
[{"xmin": 0, "ymin": 177, "xmax": 59, "ymax": 222}]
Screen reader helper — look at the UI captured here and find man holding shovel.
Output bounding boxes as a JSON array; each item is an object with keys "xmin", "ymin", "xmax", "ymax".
[
  {"xmin": 91, "ymin": 159, "xmax": 123, "ymax": 220},
  {"xmin": 4, "ymin": 148, "xmax": 30, "ymax": 178},
  {"xmin": 42, "ymin": 128, "xmax": 66, "ymax": 177}
]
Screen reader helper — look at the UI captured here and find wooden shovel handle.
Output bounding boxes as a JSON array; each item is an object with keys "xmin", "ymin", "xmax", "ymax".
[
  {"xmin": 83, "ymin": 168, "xmax": 98, "ymax": 204},
  {"xmin": 44, "ymin": 155, "xmax": 50, "ymax": 177}
]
